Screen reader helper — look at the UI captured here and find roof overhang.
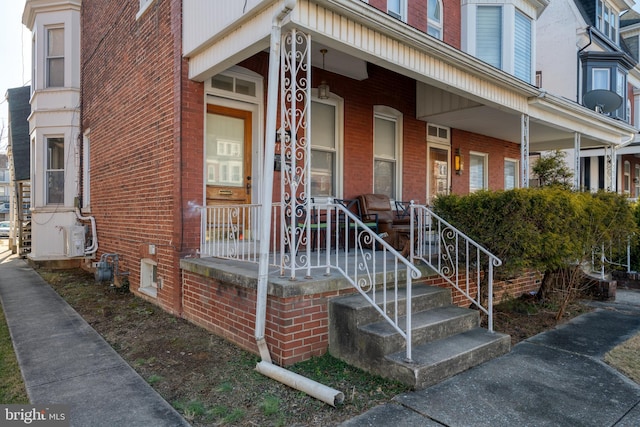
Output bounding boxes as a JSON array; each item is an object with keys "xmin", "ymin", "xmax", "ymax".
[{"xmin": 185, "ymin": 0, "xmax": 637, "ymax": 150}]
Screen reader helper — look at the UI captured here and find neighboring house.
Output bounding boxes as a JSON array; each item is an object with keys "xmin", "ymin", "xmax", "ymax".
[
  {"xmin": 5, "ymin": 86, "xmax": 32, "ymax": 256},
  {"xmin": 536, "ymin": 0, "xmax": 640, "ymax": 193},
  {"xmin": 25, "ymin": 0, "xmax": 637, "ymax": 376},
  {"xmin": 0, "ymin": 154, "xmax": 10, "ymax": 221},
  {"xmin": 22, "ymin": 0, "xmax": 94, "ymax": 265}
]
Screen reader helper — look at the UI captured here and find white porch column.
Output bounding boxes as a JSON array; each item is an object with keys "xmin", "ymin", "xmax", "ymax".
[
  {"xmin": 521, "ymin": 114, "xmax": 530, "ymax": 188},
  {"xmin": 574, "ymin": 132, "xmax": 581, "ymax": 190},
  {"xmin": 280, "ymin": 28, "xmax": 311, "ymax": 280},
  {"xmin": 605, "ymin": 144, "xmax": 617, "ymax": 192}
]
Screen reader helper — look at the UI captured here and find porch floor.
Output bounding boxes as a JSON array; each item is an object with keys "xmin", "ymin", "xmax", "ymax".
[{"xmin": 181, "ymin": 249, "xmax": 434, "ymax": 299}]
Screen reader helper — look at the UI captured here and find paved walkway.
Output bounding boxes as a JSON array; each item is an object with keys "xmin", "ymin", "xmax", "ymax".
[
  {"xmin": 0, "ymin": 249, "xmax": 190, "ymax": 427},
  {"xmin": 3, "ymin": 240, "xmax": 640, "ymax": 427},
  {"xmin": 342, "ymin": 288, "xmax": 640, "ymax": 426}
]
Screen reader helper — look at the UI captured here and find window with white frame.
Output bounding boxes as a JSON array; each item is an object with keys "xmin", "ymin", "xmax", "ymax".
[
  {"xmin": 46, "ymin": 137, "xmax": 64, "ymax": 204},
  {"xmin": 469, "ymin": 152, "xmax": 488, "ymax": 192},
  {"xmin": 427, "ymin": 0, "xmax": 443, "ymax": 40},
  {"xmin": 635, "ymin": 164, "xmax": 640, "ymax": 197},
  {"xmin": 139, "ymin": 258, "xmax": 158, "ymax": 298},
  {"xmin": 137, "ymin": 0, "xmax": 157, "ymax": 19},
  {"xmin": 311, "ymin": 100, "xmax": 341, "ymax": 198},
  {"xmin": 374, "ymin": 107, "xmax": 402, "ymax": 200},
  {"xmin": 514, "ymin": 10, "xmax": 532, "ymax": 82},
  {"xmin": 46, "ymin": 27, "xmax": 64, "ymax": 88},
  {"xmin": 592, "ymin": 68, "xmax": 610, "ymax": 90},
  {"xmin": 596, "ymin": 0, "xmax": 618, "ymax": 44},
  {"xmin": 387, "ymin": 0, "xmax": 406, "ymax": 21},
  {"xmin": 476, "ymin": 6, "xmax": 502, "ymax": 69},
  {"xmin": 504, "ymin": 158, "xmax": 519, "ymax": 190}
]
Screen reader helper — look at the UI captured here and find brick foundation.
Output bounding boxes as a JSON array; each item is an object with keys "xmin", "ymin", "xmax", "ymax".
[{"xmin": 181, "ymin": 259, "xmax": 541, "ymax": 366}]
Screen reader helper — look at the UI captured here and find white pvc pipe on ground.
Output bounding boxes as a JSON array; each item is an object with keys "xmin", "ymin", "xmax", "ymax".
[{"xmin": 256, "ymin": 361, "xmax": 344, "ymax": 407}]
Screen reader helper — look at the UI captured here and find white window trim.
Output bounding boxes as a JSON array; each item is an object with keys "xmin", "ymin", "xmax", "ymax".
[
  {"xmin": 504, "ymin": 157, "xmax": 519, "ymax": 189},
  {"xmin": 373, "ymin": 106, "xmax": 403, "ymax": 201},
  {"xmin": 136, "ymin": 0, "xmax": 157, "ymax": 20},
  {"xmin": 469, "ymin": 151, "xmax": 488, "ymax": 192},
  {"xmin": 45, "ymin": 136, "xmax": 65, "ymax": 205},
  {"xmin": 45, "ymin": 26, "xmax": 64, "ymax": 88},
  {"xmin": 311, "ymin": 91, "xmax": 345, "ymax": 199},
  {"xmin": 387, "ymin": 0, "xmax": 408, "ymax": 22},
  {"xmin": 427, "ymin": 0, "xmax": 444, "ymax": 40},
  {"xmin": 139, "ymin": 258, "xmax": 158, "ymax": 298}
]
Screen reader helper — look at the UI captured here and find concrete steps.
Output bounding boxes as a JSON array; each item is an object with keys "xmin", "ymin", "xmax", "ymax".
[{"xmin": 328, "ymin": 284, "xmax": 510, "ymax": 389}]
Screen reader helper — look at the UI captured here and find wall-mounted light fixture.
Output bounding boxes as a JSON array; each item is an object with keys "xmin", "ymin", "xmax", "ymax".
[
  {"xmin": 318, "ymin": 49, "xmax": 330, "ymax": 99},
  {"xmin": 454, "ymin": 148, "xmax": 463, "ymax": 175}
]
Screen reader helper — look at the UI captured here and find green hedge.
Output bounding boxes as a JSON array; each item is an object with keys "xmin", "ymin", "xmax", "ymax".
[{"xmin": 432, "ymin": 188, "xmax": 637, "ymax": 278}]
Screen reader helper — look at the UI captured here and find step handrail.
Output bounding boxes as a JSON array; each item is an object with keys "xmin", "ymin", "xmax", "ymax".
[
  {"xmin": 328, "ymin": 201, "xmax": 422, "ymax": 361},
  {"xmin": 411, "ymin": 203, "xmax": 502, "ymax": 331}
]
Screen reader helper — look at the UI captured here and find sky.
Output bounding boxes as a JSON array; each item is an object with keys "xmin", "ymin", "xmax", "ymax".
[
  {"xmin": 0, "ymin": 0, "xmax": 30, "ymax": 153},
  {"xmin": 2, "ymin": 2, "xmax": 640, "ymax": 152}
]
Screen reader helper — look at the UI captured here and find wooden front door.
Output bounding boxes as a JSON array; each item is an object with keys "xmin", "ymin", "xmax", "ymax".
[{"xmin": 205, "ymin": 105, "xmax": 252, "ymax": 205}]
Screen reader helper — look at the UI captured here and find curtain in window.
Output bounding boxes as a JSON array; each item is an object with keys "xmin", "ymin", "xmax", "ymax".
[
  {"xmin": 427, "ymin": 0, "xmax": 442, "ymax": 39},
  {"xmin": 514, "ymin": 10, "xmax": 531, "ymax": 83},
  {"xmin": 46, "ymin": 138, "xmax": 65, "ymax": 204},
  {"xmin": 592, "ymin": 69, "xmax": 610, "ymax": 90},
  {"xmin": 469, "ymin": 154, "xmax": 485, "ymax": 192},
  {"xmin": 311, "ymin": 101, "xmax": 336, "ymax": 197},
  {"xmin": 504, "ymin": 160, "xmax": 517, "ymax": 190},
  {"xmin": 374, "ymin": 117, "xmax": 397, "ymax": 199},
  {"xmin": 476, "ymin": 6, "xmax": 502, "ymax": 69}
]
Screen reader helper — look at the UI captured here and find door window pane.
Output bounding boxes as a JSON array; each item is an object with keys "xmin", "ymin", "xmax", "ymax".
[
  {"xmin": 206, "ymin": 114, "xmax": 244, "ymax": 186},
  {"xmin": 429, "ymin": 147, "xmax": 449, "ymax": 201}
]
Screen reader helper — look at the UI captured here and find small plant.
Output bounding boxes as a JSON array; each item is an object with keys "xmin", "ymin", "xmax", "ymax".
[
  {"xmin": 222, "ymin": 408, "xmax": 245, "ymax": 424},
  {"xmin": 216, "ymin": 382, "xmax": 233, "ymax": 393},
  {"xmin": 182, "ymin": 400, "xmax": 206, "ymax": 420},
  {"xmin": 259, "ymin": 395, "xmax": 280, "ymax": 416},
  {"xmin": 146, "ymin": 374, "xmax": 163, "ymax": 385},
  {"xmin": 209, "ymin": 405, "xmax": 229, "ymax": 417}
]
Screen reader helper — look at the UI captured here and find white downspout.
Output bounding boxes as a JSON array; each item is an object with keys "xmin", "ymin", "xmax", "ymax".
[
  {"xmin": 254, "ymin": 0, "xmax": 344, "ymax": 407},
  {"xmin": 75, "ymin": 208, "xmax": 98, "ymax": 256}
]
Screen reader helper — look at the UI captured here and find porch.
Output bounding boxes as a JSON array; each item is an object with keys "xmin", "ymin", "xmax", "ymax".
[{"xmin": 178, "ymin": 201, "xmax": 534, "ymax": 387}]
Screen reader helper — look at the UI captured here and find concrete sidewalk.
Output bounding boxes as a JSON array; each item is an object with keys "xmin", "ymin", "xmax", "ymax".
[
  {"xmin": 342, "ymin": 289, "xmax": 640, "ymax": 427},
  {"xmin": 0, "ymin": 250, "xmax": 190, "ymax": 427}
]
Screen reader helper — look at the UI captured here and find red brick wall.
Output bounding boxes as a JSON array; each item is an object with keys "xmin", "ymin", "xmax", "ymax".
[
  {"xmin": 182, "ymin": 271, "xmax": 355, "ymax": 366},
  {"xmin": 362, "ymin": 0, "xmax": 461, "ymax": 49},
  {"xmin": 81, "ymin": 0, "xmax": 200, "ymax": 315},
  {"xmin": 182, "ymin": 268, "xmax": 540, "ymax": 365},
  {"xmin": 450, "ymin": 129, "xmax": 522, "ymax": 195}
]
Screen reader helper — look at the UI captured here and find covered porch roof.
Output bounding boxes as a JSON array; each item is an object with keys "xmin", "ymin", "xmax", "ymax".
[{"xmin": 183, "ymin": 0, "xmax": 637, "ymax": 151}]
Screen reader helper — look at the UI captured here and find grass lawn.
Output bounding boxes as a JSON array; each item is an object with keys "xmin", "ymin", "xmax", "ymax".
[
  {"xmin": 0, "ymin": 303, "xmax": 29, "ymax": 403},
  {"xmin": 605, "ymin": 333, "xmax": 640, "ymax": 384}
]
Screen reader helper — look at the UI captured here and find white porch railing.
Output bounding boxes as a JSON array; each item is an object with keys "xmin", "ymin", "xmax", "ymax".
[
  {"xmin": 590, "ymin": 236, "xmax": 633, "ymax": 280},
  {"xmin": 410, "ymin": 204, "xmax": 503, "ymax": 332},
  {"xmin": 200, "ymin": 200, "xmax": 503, "ymax": 357},
  {"xmin": 201, "ymin": 200, "xmax": 422, "ymax": 361}
]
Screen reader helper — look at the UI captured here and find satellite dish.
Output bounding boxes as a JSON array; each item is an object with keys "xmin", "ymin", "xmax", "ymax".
[{"xmin": 583, "ymin": 89, "xmax": 623, "ymax": 114}]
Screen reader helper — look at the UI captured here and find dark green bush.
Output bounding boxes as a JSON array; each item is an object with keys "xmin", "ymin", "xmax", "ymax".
[{"xmin": 432, "ymin": 188, "xmax": 637, "ymax": 280}]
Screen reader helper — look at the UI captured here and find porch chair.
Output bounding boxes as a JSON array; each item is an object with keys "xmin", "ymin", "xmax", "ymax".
[
  {"xmin": 358, "ymin": 194, "xmax": 412, "ymax": 251},
  {"xmin": 333, "ymin": 198, "xmax": 379, "ymax": 248}
]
